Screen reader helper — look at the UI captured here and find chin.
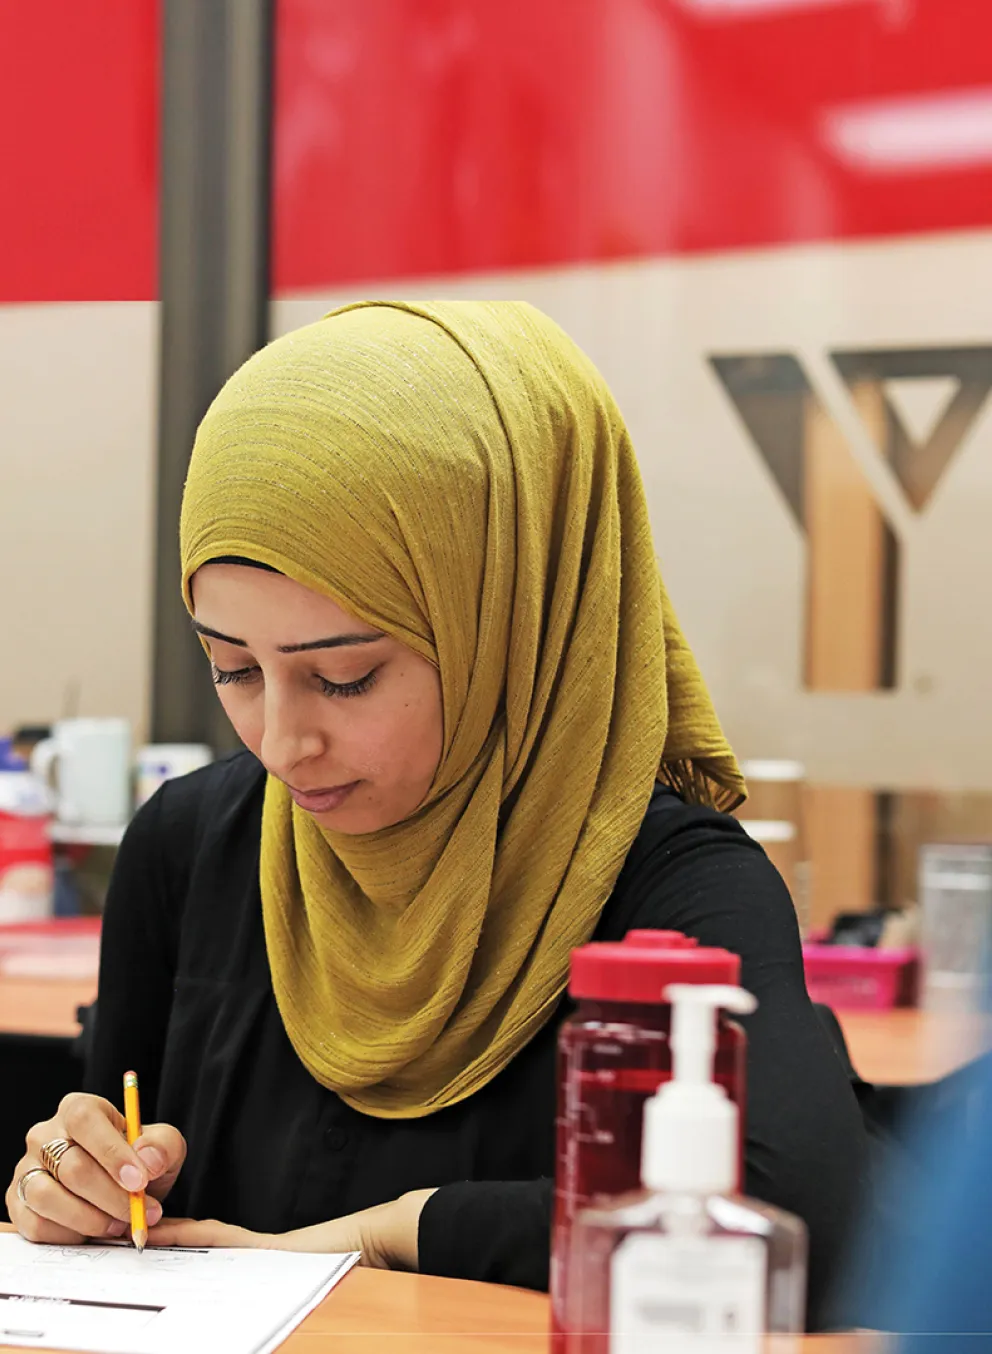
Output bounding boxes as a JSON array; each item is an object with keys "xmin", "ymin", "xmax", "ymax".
[
  {"xmin": 312, "ymin": 808, "xmax": 377, "ymax": 834},
  {"xmin": 308, "ymin": 797, "xmax": 391, "ymax": 834}
]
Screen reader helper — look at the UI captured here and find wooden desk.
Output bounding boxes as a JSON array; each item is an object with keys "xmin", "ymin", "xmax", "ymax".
[
  {"xmin": 839, "ymin": 1009, "xmax": 992, "ymax": 1085},
  {"xmin": 277, "ymin": 1268, "xmax": 880, "ymax": 1353},
  {"xmin": 0, "ymin": 977, "xmax": 95, "ymax": 1038},
  {"xmin": 0, "ymin": 1234, "xmax": 880, "ymax": 1353}
]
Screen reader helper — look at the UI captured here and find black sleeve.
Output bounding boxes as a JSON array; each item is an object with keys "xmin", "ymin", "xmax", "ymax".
[
  {"xmin": 419, "ymin": 803, "xmax": 869, "ymax": 1330},
  {"xmin": 418, "ymin": 1177, "xmax": 553, "ymax": 1290},
  {"xmin": 83, "ymin": 783, "xmax": 190, "ymax": 1121}
]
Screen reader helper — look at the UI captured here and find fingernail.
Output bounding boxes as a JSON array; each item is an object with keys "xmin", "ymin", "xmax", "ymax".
[
  {"xmin": 137, "ymin": 1146, "xmax": 165, "ymax": 1175},
  {"xmin": 106, "ymin": 1219, "xmax": 127, "ymax": 1237},
  {"xmin": 147, "ymin": 1199, "xmax": 163, "ymax": 1225},
  {"xmin": 119, "ymin": 1164, "xmax": 143, "ymax": 1191}
]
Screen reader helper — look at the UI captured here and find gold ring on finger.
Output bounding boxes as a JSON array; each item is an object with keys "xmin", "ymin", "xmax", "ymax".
[
  {"xmin": 16, "ymin": 1167, "xmax": 49, "ymax": 1209},
  {"xmin": 39, "ymin": 1136, "xmax": 78, "ymax": 1183}
]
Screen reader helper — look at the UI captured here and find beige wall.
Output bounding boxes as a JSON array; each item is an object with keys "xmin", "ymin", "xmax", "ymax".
[{"xmin": 0, "ymin": 301, "xmax": 157, "ymax": 739}]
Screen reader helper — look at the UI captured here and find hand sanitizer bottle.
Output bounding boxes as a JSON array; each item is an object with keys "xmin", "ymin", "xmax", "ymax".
[
  {"xmin": 551, "ymin": 937, "xmax": 749, "ymax": 1351},
  {"xmin": 564, "ymin": 984, "xmax": 807, "ymax": 1354}
]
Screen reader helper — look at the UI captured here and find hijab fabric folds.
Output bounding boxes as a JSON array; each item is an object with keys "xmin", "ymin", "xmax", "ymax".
[{"xmin": 179, "ymin": 301, "xmax": 744, "ymax": 1118}]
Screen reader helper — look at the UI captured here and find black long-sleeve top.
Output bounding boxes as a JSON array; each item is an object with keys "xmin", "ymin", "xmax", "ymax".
[{"xmin": 85, "ymin": 751, "xmax": 868, "ymax": 1329}]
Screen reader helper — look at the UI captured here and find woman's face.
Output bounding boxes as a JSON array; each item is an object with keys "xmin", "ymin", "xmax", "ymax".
[{"xmin": 191, "ymin": 564, "xmax": 443, "ymax": 834}]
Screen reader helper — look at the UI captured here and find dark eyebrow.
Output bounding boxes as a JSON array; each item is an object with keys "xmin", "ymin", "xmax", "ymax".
[{"xmin": 190, "ymin": 619, "xmax": 386, "ymax": 654}]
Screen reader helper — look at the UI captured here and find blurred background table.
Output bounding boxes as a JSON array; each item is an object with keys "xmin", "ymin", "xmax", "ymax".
[
  {"xmin": 838, "ymin": 1009, "xmax": 992, "ymax": 1084},
  {"xmin": 0, "ymin": 976, "xmax": 96, "ymax": 1038}
]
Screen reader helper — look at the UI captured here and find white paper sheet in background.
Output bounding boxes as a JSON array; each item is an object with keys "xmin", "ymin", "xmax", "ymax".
[{"xmin": 0, "ymin": 1235, "xmax": 359, "ymax": 1354}]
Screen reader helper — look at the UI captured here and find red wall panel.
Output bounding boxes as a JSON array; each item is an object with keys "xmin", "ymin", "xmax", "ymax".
[
  {"xmin": 272, "ymin": 0, "xmax": 992, "ymax": 294},
  {"xmin": 2, "ymin": 0, "xmax": 989, "ymax": 302},
  {"xmin": 0, "ymin": 0, "xmax": 159, "ymax": 303}
]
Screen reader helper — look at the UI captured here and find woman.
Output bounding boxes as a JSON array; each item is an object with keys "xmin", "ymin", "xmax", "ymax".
[{"xmin": 6, "ymin": 302, "xmax": 867, "ymax": 1326}]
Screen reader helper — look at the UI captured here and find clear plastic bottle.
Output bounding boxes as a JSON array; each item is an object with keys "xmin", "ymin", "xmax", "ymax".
[
  {"xmin": 564, "ymin": 985, "xmax": 807, "ymax": 1354},
  {"xmin": 550, "ymin": 937, "xmax": 747, "ymax": 1348}
]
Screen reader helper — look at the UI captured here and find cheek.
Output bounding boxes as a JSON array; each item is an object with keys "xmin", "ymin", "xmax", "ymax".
[
  {"xmin": 359, "ymin": 668, "xmax": 443, "ymax": 786},
  {"xmin": 215, "ymin": 688, "xmax": 264, "ymax": 752}
]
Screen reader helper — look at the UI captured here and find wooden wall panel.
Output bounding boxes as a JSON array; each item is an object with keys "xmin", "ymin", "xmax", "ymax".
[
  {"xmin": 802, "ymin": 383, "xmax": 887, "ymax": 922},
  {"xmin": 804, "ymin": 786, "xmax": 880, "ymax": 932}
]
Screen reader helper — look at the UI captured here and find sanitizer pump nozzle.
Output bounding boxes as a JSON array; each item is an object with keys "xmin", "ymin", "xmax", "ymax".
[{"xmin": 642, "ymin": 984, "xmax": 757, "ymax": 1195}]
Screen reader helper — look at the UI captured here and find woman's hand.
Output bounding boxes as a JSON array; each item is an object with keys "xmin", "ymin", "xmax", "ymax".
[
  {"xmin": 5, "ymin": 1092, "xmax": 187, "ymax": 1245},
  {"xmin": 146, "ymin": 1188, "xmax": 437, "ymax": 1270}
]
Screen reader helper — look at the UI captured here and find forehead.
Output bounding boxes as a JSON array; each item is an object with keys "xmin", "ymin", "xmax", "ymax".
[{"xmin": 191, "ymin": 564, "xmax": 375, "ymax": 639}]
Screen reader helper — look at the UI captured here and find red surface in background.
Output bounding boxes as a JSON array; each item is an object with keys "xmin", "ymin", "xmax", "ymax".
[
  {"xmin": 1, "ymin": 0, "xmax": 991, "ymax": 302},
  {"xmin": 272, "ymin": 0, "xmax": 992, "ymax": 293},
  {"xmin": 0, "ymin": 0, "xmax": 159, "ymax": 302}
]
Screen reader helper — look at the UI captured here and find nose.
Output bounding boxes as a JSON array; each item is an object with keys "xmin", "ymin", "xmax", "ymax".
[{"xmin": 259, "ymin": 683, "xmax": 324, "ymax": 779}]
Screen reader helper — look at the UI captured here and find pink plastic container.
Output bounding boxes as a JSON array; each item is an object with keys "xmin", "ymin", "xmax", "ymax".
[{"xmin": 802, "ymin": 942, "xmax": 919, "ymax": 1009}]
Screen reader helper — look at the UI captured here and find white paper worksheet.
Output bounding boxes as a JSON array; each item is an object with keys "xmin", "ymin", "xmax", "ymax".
[{"xmin": 0, "ymin": 1235, "xmax": 360, "ymax": 1354}]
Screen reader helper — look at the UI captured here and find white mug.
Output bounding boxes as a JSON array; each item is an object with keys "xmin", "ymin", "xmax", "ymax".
[
  {"xmin": 135, "ymin": 743, "xmax": 213, "ymax": 807},
  {"xmin": 31, "ymin": 718, "xmax": 132, "ymax": 827}
]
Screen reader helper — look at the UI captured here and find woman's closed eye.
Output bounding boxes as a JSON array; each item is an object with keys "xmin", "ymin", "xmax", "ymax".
[
  {"xmin": 317, "ymin": 670, "xmax": 379, "ymax": 699},
  {"xmin": 211, "ymin": 663, "xmax": 259, "ymax": 686},
  {"xmin": 210, "ymin": 663, "xmax": 379, "ymax": 699}
]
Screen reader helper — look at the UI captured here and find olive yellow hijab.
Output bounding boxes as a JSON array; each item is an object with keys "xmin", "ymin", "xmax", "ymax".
[{"xmin": 180, "ymin": 301, "xmax": 744, "ymax": 1118}]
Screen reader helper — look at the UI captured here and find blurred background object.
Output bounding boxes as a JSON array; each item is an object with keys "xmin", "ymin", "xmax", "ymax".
[
  {"xmin": 918, "ymin": 845, "xmax": 992, "ymax": 1014},
  {"xmin": 736, "ymin": 759, "xmax": 809, "ymax": 930},
  {"xmin": 0, "ymin": 735, "xmax": 53, "ymax": 923},
  {"xmin": 844, "ymin": 1045, "xmax": 992, "ymax": 1350},
  {"xmin": 30, "ymin": 718, "xmax": 131, "ymax": 829},
  {"xmin": 10, "ymin": 727, "xmax": 51, "ymax": 765},
  {"xmin": 134, "ymin": 742, "xmax": 213, "ymax": 807}
]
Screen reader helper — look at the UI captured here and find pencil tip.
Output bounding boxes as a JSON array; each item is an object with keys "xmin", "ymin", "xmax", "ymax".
[{"xmin": 133, "ymin": 1231, "xmax": 147, "ymax": 1252}]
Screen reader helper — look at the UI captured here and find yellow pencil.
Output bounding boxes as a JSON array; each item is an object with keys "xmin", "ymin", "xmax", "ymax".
[{"xmin": 123, "ymin": 1071, "xmax": 147, "ymax": 1252}]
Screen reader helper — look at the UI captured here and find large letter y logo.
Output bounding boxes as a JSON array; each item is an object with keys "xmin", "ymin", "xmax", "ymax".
[{"xmin": 709, "ymin": 347, "xmax": 992, "ymax": 692}]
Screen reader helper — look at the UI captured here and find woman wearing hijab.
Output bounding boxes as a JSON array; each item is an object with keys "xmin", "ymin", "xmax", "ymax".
[{"xmin": 7, "ymin": 302, "xmax": 867, "ymax": 1326}]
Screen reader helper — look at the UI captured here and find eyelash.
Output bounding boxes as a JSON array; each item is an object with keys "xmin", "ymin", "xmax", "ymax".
[{"xmin": 210, "ymin": 665, "xmax": 379, "ymax": 699}]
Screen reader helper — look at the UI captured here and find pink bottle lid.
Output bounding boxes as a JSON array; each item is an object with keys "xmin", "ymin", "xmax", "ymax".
[{"xmin": 569, "ymin": 941, "xmax": 740, "ymax": 1002}]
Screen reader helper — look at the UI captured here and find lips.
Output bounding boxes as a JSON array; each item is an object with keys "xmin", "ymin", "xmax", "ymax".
[{"xmin": 287, "ymin": 781, "xmax": 360, "ymax": 814}]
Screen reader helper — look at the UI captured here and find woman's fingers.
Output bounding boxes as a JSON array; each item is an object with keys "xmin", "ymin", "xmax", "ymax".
[
  {"xmin": 49, "ymin": 1144, "xmax": 165, "ymax": 1226},
  {"xmin": 7, "ymin": 1147, "xmax": 164, "ymax": 1240},
  {"xmin": 5, "ymin": 1158, "xmax": 86, "ymax": 1245},
  {"xmin": 9, "ymin": 1094, "xmax": 183, "ymax": 1244},
  {"xmin": 147, "ymin": 1217, "xmax": 266, "ymax": 1248},
  {"xmin": 11, "ymin": 1206, "xmax": 87, "ymax": 1246},
  {"xmin": 15, "ymin": 1164, "xmax": 128, "ymax": 1240},
  {"xmin": 6, "ymin": 1152, "xmax": 110, "ymax": 1245},
  {"xmin": 133, "ymin": 1123, "xmax": 187, "ymax": 1202},
  {"xmin": 42, "ymin": 1140, "xmax": 133, "ymax": 1223},
  {"xmin": 27, "ymin": 1094, "xmax": 148, "ymax": 1193}
]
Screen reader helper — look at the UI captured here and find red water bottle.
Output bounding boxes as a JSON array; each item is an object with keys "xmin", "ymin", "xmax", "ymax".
[{"xmin": 549, "ymin": 933, "xmax": 747, "ymax": 1348}]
